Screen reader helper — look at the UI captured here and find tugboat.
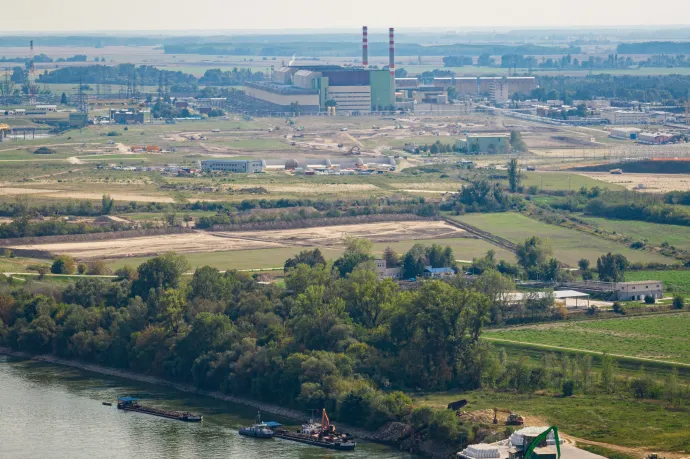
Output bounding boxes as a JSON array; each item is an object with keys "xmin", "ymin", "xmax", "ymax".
[
  {"xmin": 239, "ymin": 411, "xmax": 276, "ymax": 439},
  {"xmin": 116, "ymin": 397, "xmax": 203, "ymax": 422},
  {"xmin": 273, "ymin": 409, "xmax": 356, "ymax": 451}
]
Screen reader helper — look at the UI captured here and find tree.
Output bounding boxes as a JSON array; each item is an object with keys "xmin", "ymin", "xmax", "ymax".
[
  {"xmin": 673, "ymin": 295, "xmax": 685, "ymax": 309},
  {"xmin": 60, "ymin": 92, "xmax": 68, "ymax": 104},
  {"xmin": 115, "ymin": 265, "xmax": 139, "ymax": 281},
  {"xmin": 51, "ymin": 255, "xmax": 77, "ymax": 274},
  {"xmin": 290, "ymin": 101, "xmax": 301, "ymax": 115},
  {"xmin": 577, "ymin": 258, "xmax": 590, "ymax": 271},
  {"xmin": 516, "ymin": 237, "xmax": 553, "ymax": 270},
  {"xmin": 131, "ymin": 253, "xmax": 190, "ymax": 299},
  {"xmin": 507, "ymin": 158, "xmax": 522, "ymax": 192},
  {"xmin": 596, "ymin": 253, "xmax": 628, "ymax": 282},
  {"xmin": 101, "ymin": 194, "xmax": 115, "ymax": 215},
  {"xmin": 383, "ymin": 247, "xmax": 399, "ymax": 268},
  {"xmin": 284, "ymin": 249, "xmax": 326, "ymax": 272},
  {"xmin": 509, "ymin": 131, "xmax": 528, "ymax": 152}
]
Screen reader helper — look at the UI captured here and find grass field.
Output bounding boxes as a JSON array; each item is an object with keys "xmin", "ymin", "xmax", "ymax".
[
  {"xmin": 519, "ymin": 171, "xmax": 624, "ymax": 191},
  {"xmin": 450, "ymin": 213, "xmax": 673, "ymax": 266},
  {"xmin": 577, "ymin": 216, "xmax": 690, "ymax": 251},
  {"xmin": 626, "ymin": 270, "xmax": 690, "ymax": 294},
  {"xmin": 485, "ymin": 313, "xmax": 690, "ymax": 365},
  {"xmin": 414, "ymin": 389, "xmax": 690, "ymax": 453},
  {"xmin": 101, "ymin": 236, "xmax": 500, "ymax": 272}
]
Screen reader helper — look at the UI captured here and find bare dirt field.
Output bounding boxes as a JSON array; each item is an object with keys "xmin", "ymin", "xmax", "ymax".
[
  {"xmin": 0, "ymin": 185, "xmax": 174, "ymax": 203},
  {"xmin": 578, "ymin": 173, "xmax": 690, "ymax": 193},
  {"xmin": 10, "ymin": 221, "xmax": 467, "ymax": 259}
]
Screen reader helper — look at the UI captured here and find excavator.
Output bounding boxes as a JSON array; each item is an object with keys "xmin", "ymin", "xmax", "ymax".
[{"xmin": 493, "ymin": 408, "xmax": 524, "ymax": 426}]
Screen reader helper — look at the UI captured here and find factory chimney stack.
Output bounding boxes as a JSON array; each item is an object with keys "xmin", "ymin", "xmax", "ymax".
[{"xmin": 362, "ymin": 26, "xmax": 368, "ymax": 67}]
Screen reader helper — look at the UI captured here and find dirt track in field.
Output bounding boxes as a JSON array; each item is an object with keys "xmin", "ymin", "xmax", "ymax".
[{"xmin": 9, "ymin": 221, "xmax": 466, "ymax": 259}]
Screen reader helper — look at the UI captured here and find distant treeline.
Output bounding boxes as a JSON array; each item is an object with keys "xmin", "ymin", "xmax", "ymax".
[
  {"xmin": 618, "ymin": 41, "xmax": 690, "ymax": 54},
  {"xmin": 164, "ymin": 42, "xmax": 580, "ymax": 57},
  {"xmin": 532, "ymin": 74, "xmax": 690, "ymax": 104},
  {"xmin": 37, "ymin": 64, "xmax": 197, "ymax": 86}
]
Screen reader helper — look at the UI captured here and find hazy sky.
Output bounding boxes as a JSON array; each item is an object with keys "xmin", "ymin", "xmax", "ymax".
[{"xmin": 5, "ymin": 0, "xmax": 690, "ymax": 32}]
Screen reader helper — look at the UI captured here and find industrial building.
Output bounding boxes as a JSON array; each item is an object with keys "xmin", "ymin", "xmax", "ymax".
[
  {"xmin": 375, "ymin": 259, "xmax": 402, "ymax": 280},
  {"xmin": 458, "ymin": 426, "xmax": 605, "ymax": 459},
  {"xmin": 200, "ymin": 159, "xmax": 264, "ymax": 173},
  {"xmin": 111, "ymin": 109, "xmax": 145, "ymax": 124},
  {"xmin": 68, "ymin": 112, "xmax": 88, "ymax": 128},
  {"xmin": 433, "ymin": 76, "xmax": 537, "ymax": 97},
  {"xmin": 609, "ymin": 127, "xmax": 641, "ymax": 140},
  {"xmin": 637, "ymin": 131, "xmax": 673, "ymax": 145},
  {"xmin": 244, "ymin": 27, "xmax": 395, "ymax": 114},
  {"xmin": 601, "ymin": 110, "xmax": 650, "ymax": 125}
]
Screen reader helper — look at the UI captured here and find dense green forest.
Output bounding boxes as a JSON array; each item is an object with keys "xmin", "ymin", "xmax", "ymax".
[{"xmin": 37, "ymin": 64, "xmax": 198, "ymax": 86}]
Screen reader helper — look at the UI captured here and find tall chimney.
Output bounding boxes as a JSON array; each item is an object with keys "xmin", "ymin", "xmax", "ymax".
[
  {"xmin": 362, "ymin": 26, "xmax": 368, "ymax": 67},
  {"xmin": 389, "ymin": 27, "xmax": 395, "ymax": 107},
  {"xmin": 389, "ymin": 27, "xmax": 395, "ymax": 77}
]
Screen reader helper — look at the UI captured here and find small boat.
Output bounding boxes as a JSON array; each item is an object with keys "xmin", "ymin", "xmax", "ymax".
[
  {"xmin": 102, "ymin": 401, "xmax": 112, "ymax": 406},
  {"xmin": 272, "ymin": 409, "xmax": 356, "ymax": 451},
  {"xmin": 239, "ymin": 411, "xmax": 276, "ymax": 439},
  {"xmin": 117, "ymin": 397, "xmax": 203, "ymax": 422}
]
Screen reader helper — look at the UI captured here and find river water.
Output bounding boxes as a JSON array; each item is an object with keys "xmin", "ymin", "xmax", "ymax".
[{"xmin": 0, "ymin": 356, "xmax": 419, "ymax": 459}]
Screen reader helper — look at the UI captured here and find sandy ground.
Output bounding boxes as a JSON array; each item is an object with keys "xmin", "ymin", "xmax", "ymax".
[
  {"xmin": 232, "ymin": 184, "xmax": 380, "ymax": 194},
  {"xmin": 390, "ymin": 182, "xmax": 459, "ymax": 191},
  {"xmin": 578, "ymin": 173, "xmax": 690, "ymax": 193},
  {"xmin": 0, "ymin": 185, "xmax": 174, "ymax": 203},
  {"xmin": 10, "ymin": 221, "xmax": 466, "ymax": 259}
]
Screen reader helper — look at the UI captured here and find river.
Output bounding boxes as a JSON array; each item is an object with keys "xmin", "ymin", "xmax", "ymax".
[{"xmin": 0, "ymin": 356, "xmax": 419, "ymax": 459}]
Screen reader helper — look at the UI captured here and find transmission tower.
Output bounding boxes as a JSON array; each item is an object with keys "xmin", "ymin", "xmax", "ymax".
[{"xmin": 75, "ymin": 78, "xmax": 88, "ymax": 114}]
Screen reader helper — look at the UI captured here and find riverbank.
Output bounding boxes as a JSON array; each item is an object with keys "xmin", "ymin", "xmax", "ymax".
[{"xmin": 0, "ymin": 347, "xmax": 375, "ymax": 440}]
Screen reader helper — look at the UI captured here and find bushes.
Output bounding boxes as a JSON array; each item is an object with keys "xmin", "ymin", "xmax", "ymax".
[
  {"xmin": 612, "ymin": 302, "xmax": 626, "ymax": 315},
  {"xmin": 673, "ymin": 295, "xmax": 685, "ymax": 309},
  {"xmin": 51, "ymin": 255, "xmax": 77, "ymax": 274},
  {"xmin": 33, "ymin": 147, "xmax": 56, "ymax": 155},
  {"xmin": 644, "ymin": 295, "xmax": 656, "ymax": 305},
  {"xmin": 562, "ymin": 380, "xmax": 575, "ymax": 397}
]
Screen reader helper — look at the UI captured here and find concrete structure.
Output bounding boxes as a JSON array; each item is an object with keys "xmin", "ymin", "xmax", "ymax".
[
  {"xmin": 616, "ymin": 280, "xmax": 663, "ymax": 301},
  {"xmin": 610, "ymin": 127, "xmax": 641, "ymax": 140},
  {"xmin": 434, "ymin": 76, "xmax": 537, "ymax": 97},
  {"xmin": 68, "ymin": 112, "xmax": 88, "ymax": 128},
  {"xmin": 505, "ymin": 290, "xmax": 590, "ymax": 310},
  {"xmin": 490, "ymin": 80, "xmax": 511, "ymax": 104},
  {"xmin": 601, "ymin": 110, "xmax": 650, "ymax": 125},
  {"xmin": 458, "ymin": 426, "xmax": 605, "ymax": 459},
  {"xmin": 111, "ymin": 109, "xmax": 145, "ymax": 124},
  {"xmin": 36, "ymin": 104, "xmax": 57, "ymax": 112},
  {"xmin": 466, "ymin": 133, "xmax": 511, "ymax": 154},
  {"xmin": 200, "ymin": 159, "xmax": 264, "ymax": 173},
  {"xmin": 375, "ymin": 259, "xmax": 402, "ymax": 280},
  {"xmin": 637, "ymin": 132, "xmax": 673, "ymax": 145}
]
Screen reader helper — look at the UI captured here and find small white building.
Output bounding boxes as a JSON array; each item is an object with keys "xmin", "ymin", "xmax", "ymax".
[
  {"xmin": 375, "ymin": 259, "xmax": 402, "ymax": 280},
  {"xmin": 36, "ymin": 105, "xmax": 57, "ymax": 112},
  {"xmin": 609, "ymin": 127, "xmax": 641, "ymax": 140},
  {"xmin": 616, "ymin": 281, "xmax": 663, "ymax": 301}
]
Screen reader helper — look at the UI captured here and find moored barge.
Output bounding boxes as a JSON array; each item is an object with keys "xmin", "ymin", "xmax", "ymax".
[
  {"xmin": 117, "ymin": 397, "xmax": 202, "ymax": 422},
  {"xmin": 272, "ymin": 409, "xmax": 356, "ymax": 451}
]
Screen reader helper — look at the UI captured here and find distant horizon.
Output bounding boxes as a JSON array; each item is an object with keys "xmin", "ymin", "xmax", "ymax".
[{"xmin": 5, "ymin": 0, "xmax": 690, "ymax": 33}]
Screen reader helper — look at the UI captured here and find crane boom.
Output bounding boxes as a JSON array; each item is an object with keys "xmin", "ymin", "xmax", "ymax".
[{"xmin": 524, "ymin": 426, "xmax": 560, "ymax": 459}]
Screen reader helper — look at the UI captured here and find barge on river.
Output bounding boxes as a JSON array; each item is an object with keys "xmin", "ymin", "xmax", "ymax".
[
  {"xmin": 273, "ymin": 409, "xmax": 356, "ymax": 451},
  {"xmin": 117, "ymin": 397, "xmax": 202, "ymax": 422}
]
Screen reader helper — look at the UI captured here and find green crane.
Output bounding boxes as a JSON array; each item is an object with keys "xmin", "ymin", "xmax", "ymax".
[{"xmin": 524, "ymin": 426, "xmax": 560, "ymax": 459}]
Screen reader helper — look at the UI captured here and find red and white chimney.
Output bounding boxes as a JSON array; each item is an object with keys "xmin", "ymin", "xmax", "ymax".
[
  {"xmin": 389, "ymin": 27, "xmax": 395, "ymax": 77},
  {"xmin": 362, "ymin": 26, "xmax": 368, "ymax": 67}
]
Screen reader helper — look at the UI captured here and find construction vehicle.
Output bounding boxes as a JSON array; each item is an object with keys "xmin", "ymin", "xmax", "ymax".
[
  {"xmin": 493, "ymin": 408, "xmax": 524, "ymax": 426},
  {"xmin": 524, "ymin": 426, "xmax": 560, "ymax": 459}
]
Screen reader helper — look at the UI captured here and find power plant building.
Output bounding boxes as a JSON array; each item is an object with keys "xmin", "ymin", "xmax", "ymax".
[
  {"xmin": 200, "ymin": 159, "xmax": 264, "ymax": 173},
  {"xmin": 433, "ymin": 76, "xmax": 537, "ymax": 97},
  {"xmin": 243, "ymin": 27, "xmax": 395, "ymax": 114}
]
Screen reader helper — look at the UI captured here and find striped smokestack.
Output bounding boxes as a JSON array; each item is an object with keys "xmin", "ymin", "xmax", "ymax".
[
  {"xmin": 389, "ymin": 27, "xmax": 395, "ymax": 77},
  {"xmin": 362, "ymin": 26, "xmax": 368, "ymax": 67}
]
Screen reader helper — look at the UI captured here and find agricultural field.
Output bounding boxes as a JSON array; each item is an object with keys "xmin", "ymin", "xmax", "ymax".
[
  {"xmin": 415, "ymin": 389, "xmax": 690, "ymax": 453},
  {"xmin": 578, "ymin": 172, "xmax": 690, "ymax": 193},
  {"xmin": 450, "ymin": 212, "xmax": 674, "ymax": 266},
  {"xmin": 484, "ymin": 313, "xmax": 690, "ymax": 365},
  {"xmin": 577, "ymin": 216, "xmax": 690, "ymax": 251},
  {"xmin": 626, "ymin": 270, "xmax": 690, "ymax": 294}
]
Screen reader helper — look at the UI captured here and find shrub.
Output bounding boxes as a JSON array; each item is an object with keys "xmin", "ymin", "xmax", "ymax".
[
  {"xmin": 630, "ymin": 241, "xmax": 645, "ymax": 249},
  {"xmin": 586, "ymin": 305, "xmax": 598, "ymax": 316},
  {"xmin": 612, "ymin": 302, "xmax": 626, "ymax": 314},
  {"xmin": 77, "ymin": 262, "xmax": 88, "ymax": 275},
  {"xmin": 33, "ymin": 147, "xmax": 56, "ymax": 155},
  {"xmin": 87, "ymin": 260, "xmax": 108, "ymax": 275},
  {"xmin": 562, "ymin": 380, "xmax": 575, "ymax": 397},
  {"xmin": 672, "ymin": 295, "xmax": 685, "ymax": 309},
  {"xmin": 106, "ymin": 131, "xmax": 120, "ymax": 137},
  {"xmin": 51, "ymin": 255, "xmax": 77, "ymax": 275},
  {"xmin": 644, "ymin": 295, "xmax": 655, "ymax": 305}
]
